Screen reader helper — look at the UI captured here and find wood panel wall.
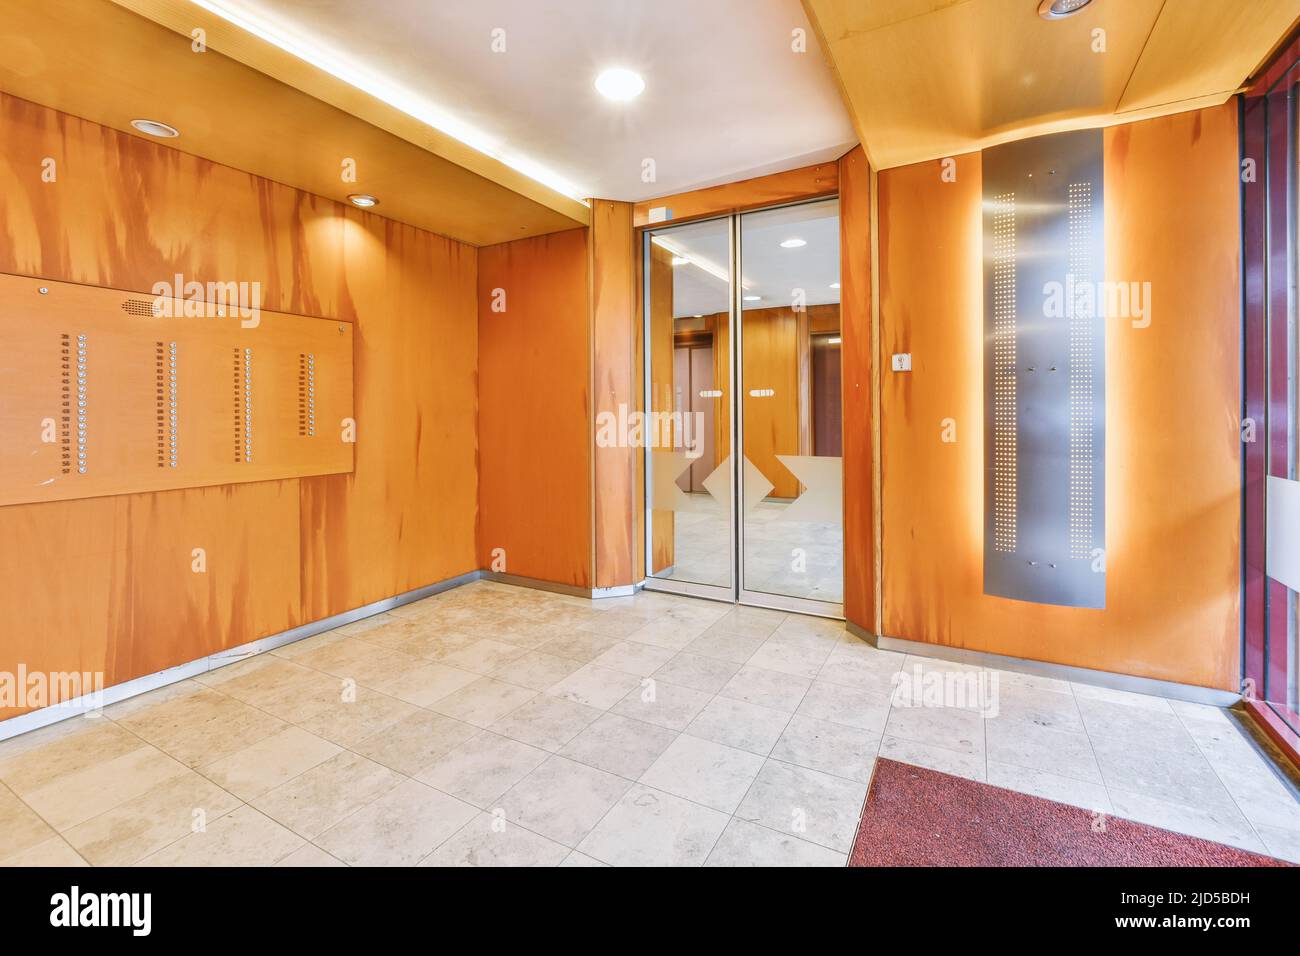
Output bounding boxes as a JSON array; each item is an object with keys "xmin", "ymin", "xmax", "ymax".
[
  {"xmin": 0, "ymin": 92, "xmax": 479, "ymax": 719},
  {"xmin": 590, "ymin": 199, "xmax": 637, "ymax": 590},
  {"xmin": 477, "ymin": 228, "xmax": 593, "ymax": 588},
  {"xmin": 839, "ymin": 145, "xmax": 874, "ymax": 632},
  {"xmin": 876, "ymin": 104, "xmax": 1241, "ymax": 689}
]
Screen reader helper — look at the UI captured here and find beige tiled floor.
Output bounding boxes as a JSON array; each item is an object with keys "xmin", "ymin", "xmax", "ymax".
[{"xmin": 2, "ymin": 580, "xmax": 1298, "ymax": 867}]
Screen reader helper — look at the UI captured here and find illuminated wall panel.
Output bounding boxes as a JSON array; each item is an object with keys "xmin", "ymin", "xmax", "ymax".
[{"xmin": 982, "ymin": 129, "xmax": 1105, "ymax": 608}]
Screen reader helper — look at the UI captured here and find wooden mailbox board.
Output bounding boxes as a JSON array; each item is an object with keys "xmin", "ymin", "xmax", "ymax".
[{"xmin": 0, "ymin": 273, "xmax": 354, "ymax": 505}]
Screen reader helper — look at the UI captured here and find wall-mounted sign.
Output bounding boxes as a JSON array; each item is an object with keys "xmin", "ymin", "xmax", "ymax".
[
  {"xmin": 0, "ymin": 273, "xmax": 354, "ymax": 506},
  {"xmin": 982, "ymin": 128, "xmax": 1106, "ymax": 609}
]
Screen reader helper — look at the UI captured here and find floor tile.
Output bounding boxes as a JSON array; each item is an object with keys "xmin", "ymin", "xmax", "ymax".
[
  {"xmin": 986, "ymin": 760, "xmax": 1112, "ymax": 813},
  {"xmin": 652, "ymin": 652, "xmax": 742, "ymax": 695},
  {"xmin": 489, "ymin": 651, "xmax": 585, "ymax": 691},
  {"xmin": 295, "ymin": 691, "xmax": 419, "ymax": 748},
  {"xmin": 705, "ymin": 817, "xmax": 846, "ymax": 867},
  {"xmin": 428, "ymin": 678, "xmax": 537, "ymax": 727},
  {"xmin": 437, "ymin": 639, "xmax": 529, "ymax": 675},
  {"xmin": 770, "ymin": 716, "xmax": 878, "ymax": 782},
  {"xmin": 199, "ymin": 726, "xmax": 341, "ymax": 801},
  {"xmin": 1107, "ymin": 788, "xmax": 1266, "ymax": 854},
  {"xmin": 421, "ymin": 811, "xmax": 570, "ymax": 867},
  {"xmin": 985, "ymin": 716, "xmax": 1101, "ymax": 784},
  {"xmin": 417, "ymin": 732, "xmax": 550, "ymax": 808},
  {"xmin": 557, "ymin": 710, "xmax": 680, "ymax": 779},
  {"xmin": 490, "ymin": 696, "xmax": 602, "ymax": 751},
  {"xmin": 560, "ymin": 850, "xmax": 608, "ymax": 867},
  {"xmin": 22, "ymin": 745, "xmax": 189, "ymax": 831},
  {"xmin": 315, "ymin": 780, "xmax": 477, "ymax": 867},
  {"xmin": 883, "ymin": 703, "xmax": 986, "ymax": 756},
  {"xmin": 639, "ymin": 735, "xmax": 764, "ymax": 813},
  {"xmin": 590, "ymin": 641, "xmax": 677, "ymax": 677},
  {"xmin": 371, "ymin": 661, "xmax": 482, "ymax": 707},
  {"xmin": 877, "ymin": 735, "xmax": 985, "ymax": 781},
  {"xmin": 498, "ymin": 756, "xmax": 632, "ymax": 847},
  {"xmin": 735, "ymin": 759, "xmax": 867, "ymax": 853},
  {"xmin": 1, "ymin": 836, "xmax": 88, "ymax": 867},
  {"xmin": 351, "ymin": 710, "xmax": 479, "ymax": 775},
  {"xmin": 1092, "ymin": 737, "xmax": 1238, "ymax": 813},
  {"xmin": 138, "ymin": 805, "xmax": 303, "ymax": 866},
  {"xmin": 796, "ymin": 681, "xmax": 891, "ymax": 734},
  {"xmin": 718, "ymin": 665, "xmax": 811, "ymax": 713},
  {"xmin": 276, "ymin": 843, "xmax": 347, "ymax": 867},
  {"xmin": 684, "ymin": 629, "xmax": 766, "ymax": 664},
  {"xmin": 748, "ymin": 633, "xmax": 834, "ymax": 680},
  {"xmin": 0, "ymin": 783, "xmax": 57, "ymax": 862},
  {"xmin": 252, "ymin": 751, "xmax": 403, "ymax": 839},
  {"xmin": 537, "ymin": 633, "xmax": 624, "ymax": 663},
  {"xmin": 685, "ymin": 696, "xmax": 791, "ymax": 756},
  {"xmin": 611, "ymin": 680, "xmax": 711, "ymax": 731},
  {"xmin": 577, "ymin": 785, "xmax": 729, "ymax": 866},
  {"xmin": 545, "ymin": 664, "xmax": 643, "ymax": 710},
  {"xmin": 64, "ymin": 771, "xmax": 242, "ymax": 866}
]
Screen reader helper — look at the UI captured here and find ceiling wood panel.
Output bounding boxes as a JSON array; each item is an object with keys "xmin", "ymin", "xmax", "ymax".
[
  {"xmin": 0, "ymin": 0, "xmax": 586, "ymax": 246},
  {"xmin": 805, "ymin": 0, "xmax": 1298, "ymax": 169}
]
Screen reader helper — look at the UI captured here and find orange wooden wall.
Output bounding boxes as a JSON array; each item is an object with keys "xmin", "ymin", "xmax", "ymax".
[
  {"xmin": 477, "ymin": 228, "xmax": 593, "ymax": 588},
  {"xmin": 876, "ymin": 104, "xmax": 1241, "ymax": 690},
  {"xmin": 0, "ymin": 93, "xmax": 479, "ymax": 718},
  {"xmin": 839, "ymin": 145, "xmax": 874, "ymax": 632}
]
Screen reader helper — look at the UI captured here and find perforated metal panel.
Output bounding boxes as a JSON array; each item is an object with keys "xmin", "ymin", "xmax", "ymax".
[{"xmin": 982, "ymin": 128, "xmax": 1105, "ymax": 609}]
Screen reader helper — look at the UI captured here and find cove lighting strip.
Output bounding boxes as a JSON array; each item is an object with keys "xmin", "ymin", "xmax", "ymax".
[{"xmin": 188, "ymin": 0, "xmax": 590, "ymax": 204}]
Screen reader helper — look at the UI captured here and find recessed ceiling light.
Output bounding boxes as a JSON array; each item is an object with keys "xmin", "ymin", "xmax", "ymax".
[
  {"xmin": 130, "ymin": 119, "xmax": 179, "ymax": 138},
  {"xmin": 829, "ymin": 282, "xmax": 841, "ymax": 289},
  {"xmin": 780, "ymin": 238, "xmax": 806, "ymax": 249},
  {"xmin": 671, "ymin": 256, "xmax": 690, "ymax": 267},
  {"xmin": 595, "ymin": 68, "xmax": 645, "ymax": 101},
  {"xmin": 348, "ymin": 194, "xmax": 379, "ymax": 208},
  {"xmin": 1037, "ymin": 0, "xmax": 1094, "ymax": 19},
  {"xmin": 743, "ymin": 295, "xmax": 761, "ymax": 302}
]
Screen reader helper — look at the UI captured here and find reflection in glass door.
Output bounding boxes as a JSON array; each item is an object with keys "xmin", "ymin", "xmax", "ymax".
[
  {"xmin": 642, "ymin": 200, "xmax": 844, "ymax": 618},
  {"xmin": 644, "ymin": 217, "xmax": 734, "ymax": 600},
  {"xmin": 738, "ymin": 199, "xmax": 844, "ymax": 615}
]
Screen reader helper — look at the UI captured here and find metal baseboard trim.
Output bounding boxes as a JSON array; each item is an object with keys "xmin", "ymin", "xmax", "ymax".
[
  {"xmin": 480, "ymin": 571, "xmax": 641, "ymax": 600},
  {"xmin": 847, "ymin": 624, "xmax": 1239, "ymax": 708},
  {"xmin": 0, "ymin": 569, "xmax": 483, "ymax": 743}
]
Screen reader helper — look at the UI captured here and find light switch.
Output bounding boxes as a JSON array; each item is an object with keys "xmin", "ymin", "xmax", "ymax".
[{"xmin": 891, "ymin": 353, "xmax": 912, "ymax": 372}]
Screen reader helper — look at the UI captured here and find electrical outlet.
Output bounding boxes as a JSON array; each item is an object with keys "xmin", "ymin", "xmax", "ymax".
[{"xmin": 892, "ymin": 353, "xmax": 912, "ymax": 372}]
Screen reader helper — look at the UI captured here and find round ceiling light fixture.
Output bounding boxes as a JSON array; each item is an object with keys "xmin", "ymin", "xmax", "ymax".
[
  {"xmin": 1037, "ymin": 0, "xmax": 1095, "ymax": 19},
  {"xmin": 348, "ymin": 194, "xmax": 379, "ymax": 208},
  {"xmin": 595, "ymin": 68, "xmax": 645, "ymax": 101},
  {"xmin": 780, "ymin": 238, "xmax": 807, "ymax": 249},
  {"xmin": 130, "ymin": 119, "xmax": 180, "ymax": 138}
]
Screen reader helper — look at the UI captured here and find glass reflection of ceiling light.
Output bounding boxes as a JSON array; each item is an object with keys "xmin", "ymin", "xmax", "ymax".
[
  {"xmin": 743, "ymin": 295, "xmax": 761, "ymax": 302},
  {"xmin": 595, "ymin": 68, "xmax": 645, "ymax": 102},
  {"xmin": 671, "ymin": 256, "xmax": 690, "ymax": 266},
  {"xmin": 650, "ymin": 235, "xmax": 742, "ymax": 287},
  {"xmin": 829, "ymin": 282, "xmax": 840, "ymax": 289},
  {"xmin": 827, "ymin": 337, "xmax": 842, "ymax": 345},
  {"xmin": 188, "ymin": 0, "xmax": 589, "ymax": 203},
  {"xmin": 780, "ymin": 238, "xmax": 807, "ymax": 249},
  {"xmin": 131, "ymin": 119, "xmax": 180, "ymax": 138}
]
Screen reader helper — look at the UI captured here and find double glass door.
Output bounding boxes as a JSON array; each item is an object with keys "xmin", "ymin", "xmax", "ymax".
[{"xmin": 643, "ymin": 198, "xmax": 844, "ymax": 618}]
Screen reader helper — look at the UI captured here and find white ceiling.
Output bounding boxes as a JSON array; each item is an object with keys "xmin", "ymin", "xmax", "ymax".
[
  {"xmin": 204, "ymin": 0, "xmax": 858, "ymax": 201},
  {"xmin": 654, "ymin": 199, "xmax": 841, "ymax": 318}
]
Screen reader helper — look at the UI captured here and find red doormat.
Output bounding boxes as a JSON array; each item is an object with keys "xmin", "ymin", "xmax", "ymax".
[{"xmin": 849, "ymin": 758, "xmax": 1290, "ymax": 867}]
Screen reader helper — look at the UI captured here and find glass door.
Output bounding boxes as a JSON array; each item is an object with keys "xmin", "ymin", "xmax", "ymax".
[
  {"xmin": 1243, "ymin": 56, "xmax": 1300, "ymax": 737},
  {"xmin": 737, "ymin": 199, "xmax": 844, "ymax": 617},
  {"xmin": 643, "ymin": 216, "xmax": 735, "ymax": 602},
  {"xmin": 642, "ymin": 199, "xmax": 845, "ymax": 619}
]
